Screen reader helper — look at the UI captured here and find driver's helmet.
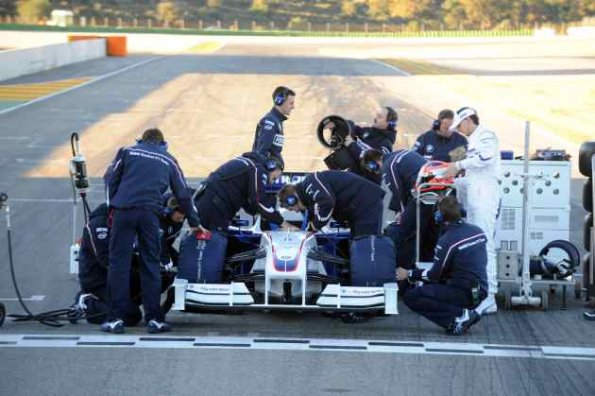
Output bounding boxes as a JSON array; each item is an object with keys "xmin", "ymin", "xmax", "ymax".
[{"xmin": 415, "ymin": 161, "xmax": 454, "ymax": 199}]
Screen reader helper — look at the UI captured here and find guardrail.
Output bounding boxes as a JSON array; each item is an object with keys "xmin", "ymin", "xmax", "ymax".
[
  {"xmin": 0, "ymin": 38, "xmax": 105, "ymax": 81},
  {"xmin": 0, "ymin": 22, "xmax": 534, "ymax": 38}
]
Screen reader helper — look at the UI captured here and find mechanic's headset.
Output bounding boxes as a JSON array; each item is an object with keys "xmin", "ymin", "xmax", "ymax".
[
  {"xmin": 361, "ymin": 150, "xmax": 381, "ymax": 174},
  {"xmin": 265, "ymin": 157, "xmax": 283, "ymax": 173},
  {"xmin": 282, "ymin": 193, "xmax": 299, "ymax": 208},
  {"xmin": 385, "ymin": 107, "xmax": 398, "ymax": 131},
  {"xmin": 273, "ymin": 88, "xmax": 290, "ymax": 106},
  {"xmin": 364, "ymin": 160, "xmax": 380, "ymax": 173},
  {"xmin": 163, "ymin": 196, "xmax": 180, "ymax": 217},
  {"xmin": 433, "ymin": 194, "xmax": 461, "ymax": 224}
]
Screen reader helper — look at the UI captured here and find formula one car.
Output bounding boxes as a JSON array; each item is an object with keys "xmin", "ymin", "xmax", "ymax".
[{"xmin": 170, "ymin": 173, "xmax": 399, "ymax": 318}]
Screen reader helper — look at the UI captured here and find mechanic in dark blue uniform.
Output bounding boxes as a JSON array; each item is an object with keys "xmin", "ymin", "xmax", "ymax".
[
  {"xmin": 397, "ymin": 196, "xmax": 487, "ymax": 335},
  {"xmin": 70, "ymin": 201, "xmax": 183, "ymax": 325},
  {"xmin": 103, "ymin": 128, "xmax": 200, "ymax": 334},
  {"xmin": 278, "ymin": 170, "xmax": 385, "ymax": 237},
  {"xmin": 412, "ymin": 109, "xmax": 468, "ymax": 162},
  {"xmin": 327, "ymin": 106, "xmax": 398, "ymax": 183},
  {"xmin": 194, "ymin": 152, "xmax": 295, "ymax": 231},
  {"xmin": 361, "ymin": 148, "xmax": 436, "ymax": 269},
  {"xmin": 252, "ymin": 86, "xmax": 296, "ymax": 168},
  {"xmin": 159, "ymin": 193, "xmax": 186, "ymax": 269},
  {"xmin": 347, "ymin": 106, "xmax": 398, "ymax": 156},
  {"xmin": 69, "ymin": 203, "xmax": 142, "ymax": 325}
]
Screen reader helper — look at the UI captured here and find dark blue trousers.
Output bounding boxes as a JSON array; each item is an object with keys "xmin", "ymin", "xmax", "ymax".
[
  {"xmin": 403, "ymin": 283, "xmax": 474, "ymax": 329},
  {"xmin": 108, "ymin": 208, "xmax": 163, "ymax": 322}
]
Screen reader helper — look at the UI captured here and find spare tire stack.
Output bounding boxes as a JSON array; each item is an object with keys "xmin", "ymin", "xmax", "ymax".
[{"xmin": 579, "ymin": 141, "xmax": 595, "ymax": 304}]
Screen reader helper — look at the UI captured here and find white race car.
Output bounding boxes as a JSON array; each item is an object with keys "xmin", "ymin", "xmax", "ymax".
[{"xmin": 171, "ymin": 223, "xmax": 399, "ymax": 318}]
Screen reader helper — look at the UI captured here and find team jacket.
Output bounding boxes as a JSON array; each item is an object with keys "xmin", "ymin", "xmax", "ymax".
[
  {"xmin": 252, "ymin": 107, "xmax": 287, "ymax": 166},
  {"xmin": 106, "ymin": 141, "xmax": 199, "ymax": 227},
  {"xmin": 412, "ymin": 129, "xmax": 468, "ymax": 162},
  {"xmin": 295, "ymin": 170, "xmax": 385, "ymax": 230},
  {"xmin": 346, "ymin": 121, "xmax": 396, "ymax": 158},
  {"xmin": 411, "ymin": 221, "xmax": 488, "ymax": 291},
  {"xmin": 201, "ymin": 152, "xmax": 284, "ymax": 224},
  {"xmin": 455, "ymin": 125, "xmax": 501, "ymax": 181},
  {"xmin": 78, "ymin": 204, "xmax": 110, "ymax": 293},
  {"xmin": 382, "ymin": 149, "xmax": 427, "ymax": 213}
]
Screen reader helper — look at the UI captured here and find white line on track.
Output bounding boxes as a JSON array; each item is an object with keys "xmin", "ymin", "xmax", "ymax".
[
  {"xmin": 1, "ymin": 334, "xmax": 595, "ymax": 361},
  {"xmin": 9, "ymin": 198, "xmax": 73, "ymax": 203},
  {"xmin": 369, "ymin": 59, "xmax": 411, "ymax": 76},
  {"xmin": 0, "ymin": 56, "xmax": 166, "ymax": 116},
  {"xmin": 0, "ymin": 295, "xmax": 45, "ymax": 302}
]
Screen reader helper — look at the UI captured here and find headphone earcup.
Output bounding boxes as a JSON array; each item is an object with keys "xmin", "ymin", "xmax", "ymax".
[
  {"xmin": 366, "ymin": 161, "xmax": 379, "ymax": 173},
  {"xmin": 433, "ymin": 209, "xmax": 444, "ymax": 224},
  {"xmin": 274, "ymin": 93, "xmax": 285, "ymax": 106},
  {"xmin": 285, "ymin": 194, "xmax": 298, "ymax": 207},
  {"xmin": 266, "ymin": 159, "xmax": 277, "ymax": 172}
]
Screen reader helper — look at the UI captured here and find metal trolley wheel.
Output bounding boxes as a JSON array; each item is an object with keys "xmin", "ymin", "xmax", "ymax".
[{"xmin": 0, "ymin": 302, "xmax": 5, "ymax": 327}]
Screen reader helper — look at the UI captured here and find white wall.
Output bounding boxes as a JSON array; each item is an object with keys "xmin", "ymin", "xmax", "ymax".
[{"xmin": 0, "ymin": 38, "xmax": 106, "ymax": 81}]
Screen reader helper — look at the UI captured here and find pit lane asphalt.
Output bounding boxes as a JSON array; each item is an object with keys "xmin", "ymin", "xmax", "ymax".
[{"xmin": 0, "ymin": 43, "xmax": 593, "ymax": 395}]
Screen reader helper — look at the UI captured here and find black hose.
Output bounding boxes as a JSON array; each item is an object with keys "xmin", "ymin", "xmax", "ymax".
[{"xmin": 3, "ymin": 196, "xmax": 85, "ymax": 327}]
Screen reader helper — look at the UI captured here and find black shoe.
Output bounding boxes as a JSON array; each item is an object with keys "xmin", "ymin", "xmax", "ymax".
[
  {"xmin": 101, "ymin": 319, "xmax": 124, "ymax": 334},
  {"xmin": 147, "ymin": 319, "xmax": 172, "ymax": 334},
  {"xmin": 583, "ymin": 310, "xmax": 595, "ymax": 321},
  {"xmin": 448, "ymin": 309, "xmax": 481, "ymax": 336}
]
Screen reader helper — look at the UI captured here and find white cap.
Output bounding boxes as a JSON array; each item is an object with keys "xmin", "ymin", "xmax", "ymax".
[{"xmin": 449, "ymin": 107, "xmax": 476, "ymax": 131}]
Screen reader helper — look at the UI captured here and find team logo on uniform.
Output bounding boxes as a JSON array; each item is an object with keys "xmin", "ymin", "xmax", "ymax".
[
  {"xmin": 96, "ymin": 227, "xmax": 108, "ymax": 240},
  {"xmin": 363, "ymin": 132, "xmax": 370, "ymax": 139},
  {"xmin": 426, "ymin": 144, "xmax": 434, "ymax": 154},
  {"xmin": 263, "ymin": 120, "xmax": 275, "ymax": 131},
  {"xmin": 273, "ymin": 134, "xmax": 284, "ymax": 147}
]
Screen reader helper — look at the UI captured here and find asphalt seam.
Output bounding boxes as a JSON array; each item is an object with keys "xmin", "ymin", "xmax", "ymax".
[{"xmin": 2, "ymin": 334, "xmax": 595, "ymax": 361}]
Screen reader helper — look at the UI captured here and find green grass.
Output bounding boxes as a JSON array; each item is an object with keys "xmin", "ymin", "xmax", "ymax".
[{"xmin": 0, "ymin": 23, "xmax": 534, "ymax": 38}]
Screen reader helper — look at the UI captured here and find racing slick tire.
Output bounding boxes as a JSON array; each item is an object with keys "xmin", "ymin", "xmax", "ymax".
[
  {"xmin": 584, "ymin": 178, "xmax": 593, "ymax": 212},
  {"xmin": 579, "ymin": 141, "xmax": 595, "ymax": 177},
  {"xmin": 585, "ymin": 213, "xmax": 593, "ymax": 252}
]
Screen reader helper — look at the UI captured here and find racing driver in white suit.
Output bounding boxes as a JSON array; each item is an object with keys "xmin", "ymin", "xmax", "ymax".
[{"xmin": 445, "ymin": 107, "xmax": 501, "ymax": 315}]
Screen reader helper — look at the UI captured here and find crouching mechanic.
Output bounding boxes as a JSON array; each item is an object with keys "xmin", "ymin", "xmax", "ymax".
[
  {"xmin": 103, "ymin": 128, "xmax": 201, "ymax": 334},
  {"xmin": 397, "ymin": 196, "xmax": 487, "ymax": 335},
  {"xmin": 278, "ymin": 170, "xmax": 385, "ymax": 237},
  {"xmin": 445, "ymin": 107, "xmax": 501, "ymax": 315},
  {"xmin": 159, "ymin": 193, "xmax": 186, "ymax": 269}
]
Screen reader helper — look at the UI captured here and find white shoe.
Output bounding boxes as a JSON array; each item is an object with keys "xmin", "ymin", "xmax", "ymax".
[{"xmin": 475, "ymin": 294, "xmax": 497, "ymax": 315}]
